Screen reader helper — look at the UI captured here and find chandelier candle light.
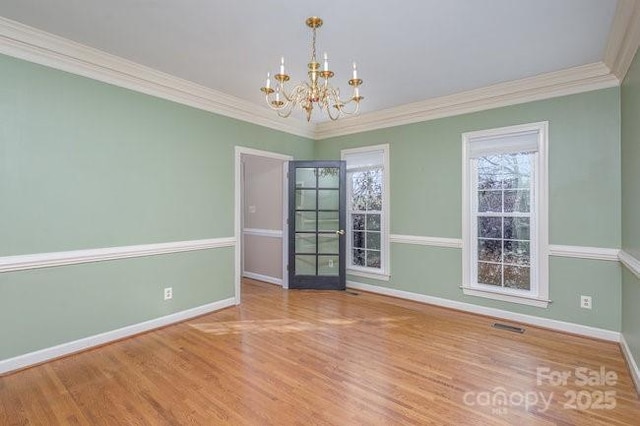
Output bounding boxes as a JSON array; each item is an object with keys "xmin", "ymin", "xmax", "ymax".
[{"xmin": 260, "ymin": 16, "xmax": 363, "ymax": 121}]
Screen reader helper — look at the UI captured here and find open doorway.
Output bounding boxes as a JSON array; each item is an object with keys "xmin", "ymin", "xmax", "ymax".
[{"xmin": 234, "ymin": 147, "xmax": 292, "ymax": 304}]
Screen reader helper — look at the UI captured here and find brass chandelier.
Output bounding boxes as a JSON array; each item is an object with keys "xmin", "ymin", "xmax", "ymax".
[{"xmin": 260, "ymin": 16, "xmax": 363, "ymax": 122}]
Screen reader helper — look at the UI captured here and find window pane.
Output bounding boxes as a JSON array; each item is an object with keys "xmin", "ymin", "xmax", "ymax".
[
  {"xmin": 504, "ymin": 217, "xmax": 530, "ymax": 240},
  {"xmin": 352, "ymin": 193, "xmax": 367, "ymax": 211},
  {"xmin": 478, "ymin": 173, "xmax": 502, "ymax": 190},
  {"xmin": 318, "ymin": 167, "xmax": 339, "ymax": 188},
  {"xmin": 295, "ymin": 255, "xmax": 316, "ymax": 275},
  {"xmin": 295, "ymin": 234, "xmax": 316, "ymax": 254},
  {"xmin": 478, "ymin": 190, "xmax": 502, "ymax": 212},
  {"xmin": 296, "ymin": 168, "xmax": 316, "ymax": 188},
  {"xmin": 477, "ymin": 156, "xmax": 503, "ymax": 187},
  {"xmin": 504, "ymin": 265, "xmax": 530, "ymax": 290},
  {"xmin": 478, "ymin": 262, "xmax": 501, "ymax": 286},
  {"xmin": 318, "ymin": 234, "xmax": 339, "ymax": 254},
  {"xmin": 368, "ymin": 192, "xmax": 382, "ymax": 211},
  {"xmin": 478, "ymin": 217, "xmax": 502, "ymax": 239},
  {"xmin": 353, "ymin": 231, "xmax": 365, "ymax": 249},
  {"xmin": 295, "ymin": 189, "xmax": 316, "ymax": 210},
  {"xmin": 352, "ymin": 249, "xmax": 365, "ymax": 266},
  {"xmin": 318, "ymin": 189, "xmax": 339, "ymax": 210},
  {"xmin": 504, "ymin": 190, "xmax": 530, "ymax": 212},
  {"xmin": 504, "ymin": 240, "xmax": 530, "ymax": 265},
  {"xmin": 366, "ymin": 250, "xmax": 381, "ymax": 268},
  {"xmin": 502, "ymin": 154, "xmax": 532, "ymax": 189},
  {"xmin": 318, "ymin": 255, "xmax": 339, "ymax": 276},
  {"xmin": 295, "ymin": 211, "xmax": 316, "ymax": 232},
  {"xmin": 352, "ymin": 214, "xmax": 365, "ymax": 230},
  {"xmin": 478, "ymin": 239, "xmax": 502, "ymax": 262},
  {"xmin": 351, "ymin": 169, "xmax": 382, "ymax": 211},
  {"xmin": 366, "ymin": 214, "xmax": 381, "ymax": 231},
  {"xmin": 367, "ymin": 232, "xmax": 381, "ymax": 250},
  {"xmin": 318, "ymin": 211, "xmax": 338, "ymax": 231}
]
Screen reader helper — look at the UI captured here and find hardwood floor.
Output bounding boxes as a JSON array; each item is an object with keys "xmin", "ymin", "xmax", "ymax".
[{"xmin": 1, "ymin": 278, "xmax": 639, "ymax": 425}]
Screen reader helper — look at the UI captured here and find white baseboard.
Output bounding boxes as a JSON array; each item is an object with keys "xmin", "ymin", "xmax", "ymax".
[
  {"xmin": 347, "ymin": 281, "xmax": 620, "ymax": 342},
  {"xmin": 243, "ymin": 271, "xmax": 283, "ymax": 286},
  {"xmin": 620, "ymin": 334, "xmax": 640, "ymax": 395},
  {"xmin": 0, "ymin": 297, "xmax": 236, "ymax": 375}
]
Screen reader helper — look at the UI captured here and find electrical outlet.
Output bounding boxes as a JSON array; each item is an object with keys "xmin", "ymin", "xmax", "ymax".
[
  {"xmin": 164, "ymin": 287, "xmax": 173, "ymax": 301},
  {"xmin": 580, "ymin": 295, "xmax": 592, "ymax": 310}
]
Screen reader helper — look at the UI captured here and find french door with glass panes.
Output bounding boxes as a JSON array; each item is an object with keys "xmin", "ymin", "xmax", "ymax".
[{"xmin": 288, "ymin": 161, "xmax": 346, "ymax": 289}]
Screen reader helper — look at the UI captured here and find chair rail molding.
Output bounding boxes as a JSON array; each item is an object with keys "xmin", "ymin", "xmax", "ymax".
[
  {"xmin": 242, "ymin": 228, "xmax": 283, "ymax": 238},
  {"xmin": 0, "ymin": 237, "xmax": 236, "ymax": 273},
  {"xmin": 548, "ymin": 245, "xmax": 621, "ymax": 262},
  {"xmin": 390, "ymin": 234, "xmax": 463, "ymax": 249},
  {"xmin": 619, "ymin": 250, "xmax": 640, "ymax": 278}
]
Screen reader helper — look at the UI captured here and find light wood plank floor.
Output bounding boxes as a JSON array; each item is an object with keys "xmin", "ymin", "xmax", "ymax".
[{"xmin": 1, "ymin": 278, "xmax": 639, "ymax": 425}]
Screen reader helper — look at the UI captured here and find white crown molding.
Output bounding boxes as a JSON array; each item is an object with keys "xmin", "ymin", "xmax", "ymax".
[
  {"xmin": 604, "ymin": 0, "xmax": 640, "ymax": 81},
  {"xmin": 0, "ymin": 14, "xmax": 631, "ymax": 141},
  {"xmin": 0, "ymin": 17, "xmax": 314, "ymax": 139},
  {"xmin": 242, "ymin": 228, "xmax": 283, "ymax": 238},
  {"xmin": 315, "ymin": 62, "xmax": 618, "ymax": 139},
  {"xmin": 0, "ymin": 297, "xmax": 236, "ymax": 375},
  {"xmin": 619, "ymin": 250, "xmax": 640, "ymax": 278},
  {"xmin": 390, "ymin": 234, "xmax": 463, "ymax": 249},
  {"xmin": 620, "ymin": 333, "xmax": 640, "ymax": 395},
  {"xmin": 0, "ymin": 237, "xmax": 235, "ymax": 273},
  {"xmin": 548, "ymin": 245, "xmax": 621, "ymax": 262},
  {"xmin": 242, "ymin": 271, "xmax": 283, "ymax": 286},
  {"xmin": 347, "ymin": 280, "xmax": 620, "ymax": 342}
]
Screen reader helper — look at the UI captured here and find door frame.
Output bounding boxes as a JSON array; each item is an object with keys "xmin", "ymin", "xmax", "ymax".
[{"xmin": 234, "ymin": 146, "xmax": 292, "ymax": 304}]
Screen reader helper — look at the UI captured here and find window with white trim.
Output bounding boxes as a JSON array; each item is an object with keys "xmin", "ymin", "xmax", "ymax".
[
  {"xmin": 342, "ymin": 144, "xmax": 390, "ymax": 280},
  {"xmin": 462, "ymin": 122, "xmax": 549, "ymax": 308}
]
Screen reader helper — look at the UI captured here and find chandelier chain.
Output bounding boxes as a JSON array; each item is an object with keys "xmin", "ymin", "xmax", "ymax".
[{"xmin": 311, "ymin": 26, "xmax": 317, "ymax": 63}]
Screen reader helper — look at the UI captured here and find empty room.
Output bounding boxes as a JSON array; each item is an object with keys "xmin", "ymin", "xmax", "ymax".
[{"xmin": 1, "ymin": 1, "xmax": 640, "ymax": 424}]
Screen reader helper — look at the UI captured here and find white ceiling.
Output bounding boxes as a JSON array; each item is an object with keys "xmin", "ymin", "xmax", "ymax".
[{"xmin": 0, "ymin": 0, "xmax": 619, "ymax": 122}]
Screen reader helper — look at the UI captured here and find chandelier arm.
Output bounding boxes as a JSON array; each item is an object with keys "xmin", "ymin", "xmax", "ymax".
[{"xmin": 264, "ymin": 92, "xmax": 290, "ymax": 111}]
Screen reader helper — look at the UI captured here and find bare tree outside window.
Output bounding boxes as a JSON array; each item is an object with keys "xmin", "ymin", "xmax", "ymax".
[
  {"xmin": 350, "ymin": 168, "xmax": 382, "ymax": 269},
  {"xmin": 476, "ymin": 152, "xmax": 532, "ymax": 290}
]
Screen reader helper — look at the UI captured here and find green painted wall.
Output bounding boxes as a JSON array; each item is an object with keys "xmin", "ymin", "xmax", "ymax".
[
  {"xmin": 0, "ymin": 54, "xmax": 314, "ymax": 360},
  {"xmin": 316, "ymin": 88, "xmax": 622, "ymax": 331},
  {"xmin": 0, "ymin": 48, "xmax": 630, "ymax": 363},
  {"xmin": 621, "ymin": 48, "xmax": 640, "ymax": 370}
]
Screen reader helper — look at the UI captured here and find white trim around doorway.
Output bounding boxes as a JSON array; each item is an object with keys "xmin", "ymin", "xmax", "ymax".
[{"xmin": 234, "ymin": 147, "xmax": 293, "ymax": 304}]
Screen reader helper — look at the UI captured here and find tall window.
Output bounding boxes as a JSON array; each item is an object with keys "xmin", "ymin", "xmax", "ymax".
[
  {"xmin": 342, "ymin": 145, "xmax": 390, "ymax": 280},
  {"xmin": 462, "ymin": 122, "xmax": 548, "ymax": 307}
]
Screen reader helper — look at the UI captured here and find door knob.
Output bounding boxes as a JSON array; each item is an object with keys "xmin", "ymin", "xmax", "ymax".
[{"xmin": 336, "ymin": 230, "xmax": 345, "ymax": 235}]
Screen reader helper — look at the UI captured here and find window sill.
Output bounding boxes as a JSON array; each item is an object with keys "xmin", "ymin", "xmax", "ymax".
[
  {"xmin": 460, "ymin": 286, "xmax": 550, "ymax": 308},
  {"xmin": 347, "ymin": 269, "xmax": 390, "ymax": 281}
]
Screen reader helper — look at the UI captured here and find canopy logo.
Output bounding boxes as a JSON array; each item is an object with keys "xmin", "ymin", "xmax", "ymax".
[{"xmin": 462, "ymin": 366, "xmax": 618, "ymax": 416}]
